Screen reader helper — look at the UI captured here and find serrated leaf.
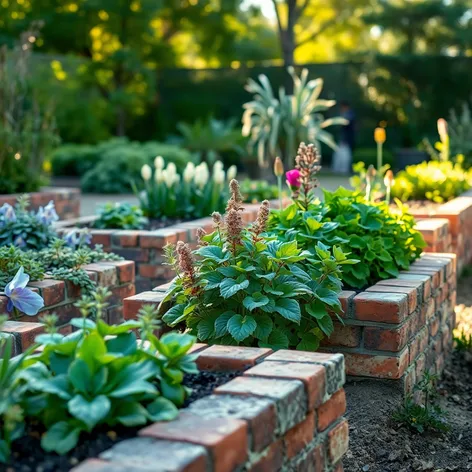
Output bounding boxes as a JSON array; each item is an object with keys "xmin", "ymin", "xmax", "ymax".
[
  {"xmin": 243, "ymin": 292, "xmax": 270, "ymax": 311},
  {"xmin": 214, "ymin": 311, "xmax": 235, "ymax": 338},
  {"xmin": 274, "ymin": 299, "xmax": 301, "ymax": 323},
  {"xmin": 162, "ymin": 304, "xmax": 186, "ymax": 326},
  {"xmin": 196, "ymin": 245, "xmax": 230, "ymax": 263},
  {"xmin": 253, "ymin": 315, "xmax": 273, "ymax": 341},
  {"xmin": 220, "ymin": 278, "xmax": 249, "ymax": 299},
  {"xmin": 197, "ymin": 317, "xmax": 215, "ymax": 341}
]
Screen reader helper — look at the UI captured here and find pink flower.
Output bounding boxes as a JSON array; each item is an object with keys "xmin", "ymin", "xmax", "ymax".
[{"xmin": 286, "ymin": 169, "xmax": 301, "ymax": 188}]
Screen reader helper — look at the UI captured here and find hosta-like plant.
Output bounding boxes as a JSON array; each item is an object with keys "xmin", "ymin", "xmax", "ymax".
[
  {"xmin": 160, "ymin": 180, "xmax": 354, "ymax": 351},
  {"xmin": 17, "ymin": 289, "xmax": 197, "ymax": 455},
  {"xmin": 270, "ymin": 143, "xmax": 425, "ymax": 289}
]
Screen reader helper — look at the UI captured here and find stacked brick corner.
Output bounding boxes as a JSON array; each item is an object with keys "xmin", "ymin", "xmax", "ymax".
[{"xmin": 72, "ymin": 347, "xmax": 348, "ymax": 472}]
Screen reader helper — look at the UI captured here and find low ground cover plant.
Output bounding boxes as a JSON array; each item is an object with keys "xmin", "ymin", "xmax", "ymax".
[
  {"xmin": 93, "ymin": 202, "xmax": 147, "ymax": 230},
  {"xmin": 0, "ymin": 289, "xmax": 197, "ymax": 462},
  {"xmin": 160, "ymin": 179, "xmax": 356, "ymax": 351},
  {"xmin": 270, "ymin": 143, "xmax": 425, "ymax": 289},
  {"xmin": 133, "ymin": 158, "xmax": 237, "ymax": 220}
]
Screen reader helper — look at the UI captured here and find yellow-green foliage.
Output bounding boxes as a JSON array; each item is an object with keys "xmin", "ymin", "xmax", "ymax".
[{"xmin": 391, "ymin": 159, "xmax": 472, "ymax": 203}]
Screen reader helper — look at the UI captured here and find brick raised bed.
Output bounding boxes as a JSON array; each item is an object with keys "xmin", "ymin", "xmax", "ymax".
[
  {"xmin": 0, "ymin": 260, "xmax": 135, "ymax": 355},
  {"xmin": 56, "ymin": 203, "xmax": 265, "ymax": 293},
  {"xmin": 411, "ymin": 190, "xmax": 472, "ymax": 273},
  {"xmin": 0, "ymin": 187, "xmax": 80, "ymax": 220},
  {"xmin": 72, "ymin": 347, "xmax": 348, "ymax": 472},
  {"xmin": 124, "ymin": 252, "xmax": 456, "ymax": 395}
]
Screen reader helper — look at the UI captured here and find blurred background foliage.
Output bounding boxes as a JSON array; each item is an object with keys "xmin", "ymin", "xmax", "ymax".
[{"xmin": 0, "ymin": 0, "xmax": 471, "ymax": 180}]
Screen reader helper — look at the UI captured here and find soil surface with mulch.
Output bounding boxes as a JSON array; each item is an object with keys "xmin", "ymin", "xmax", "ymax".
[
  {"xmin": 3, "ymin": 370, "xmax": 239, "ymax": 472},
  {"xmin": 345, "ymin": 351, "xmax": 472, "ymax": 472}
]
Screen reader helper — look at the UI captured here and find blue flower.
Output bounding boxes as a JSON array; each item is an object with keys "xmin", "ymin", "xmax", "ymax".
[
  {"xmin": 64, "ymin": 229, "xmax": 92, "ymax": 249},
  {"xmin": 37, "ymin": 200, "xmax": 59, "ymax": 225},
  {"xmin": 0, "ymin": 203, "xmax": 16, "ymax": 224},
  {"xmin": 13, "ymin": 235, "xmax": 26, "ymax": 248},
  {"xmin": 4, "ymin": 267, "xmax": 44, "ymax": 316}
]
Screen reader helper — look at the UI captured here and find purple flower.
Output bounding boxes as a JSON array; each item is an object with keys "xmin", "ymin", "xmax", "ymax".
[
  {"xmin": 4, "ymin": 267, "xmax": 44, "ymax": 316},
  {"xmin": 13, "ymin": 236, "xmax": 26, "ymax": 248},
  {"xmin": 0, "ymin": 203, "xmax": 16, "ymax": 223},
  {"xmin": 64, "ymin": 229, "xmax": 92, "ymax": 248},
  {"xmin": 37, "ymin": 200, "xmax": 59, "ymax": 225}
]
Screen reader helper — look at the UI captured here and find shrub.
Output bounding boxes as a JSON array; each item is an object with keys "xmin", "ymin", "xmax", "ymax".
[
  {"xmin": 449, "ymin": 102, "xmax": 472, "ymax": 166},
  {"xmin": 0, "ymin": 196, "xmax": 58, "ymax": 251},
  {"xmin": 49, "ymin": 144, "xmax": 97, "ymax": 177},
  {"xmin": 240, "ymin": 179, "xmax": 280, "ymax": 203},
  {"xmin": 391, "ymin": 160, "xmax": 472, "ymax": 203},
  {"xmin": 0, "ymin": 289, "xmax": 197, "ymax": 460},
  {"xmin": 134, "ymin": 158, "xmax": 237, "ymax": 220},
  {"xmin": 80, "ymin": 140, "xmax": 192, "ymax": 194},
  {"xmin": 0, "ymin": 28, "xmax": 59, "ymax": 195},
  {"xmin": 269, "ymin": 143, "xmax": 425, "ymax": 289},
  {"xmin": 93, "ymin": 202, "xmax": 147, "ymax": 230},
  {"xmin": 160, "ymin": 180, "xmax": 355, "ymax": 351}
]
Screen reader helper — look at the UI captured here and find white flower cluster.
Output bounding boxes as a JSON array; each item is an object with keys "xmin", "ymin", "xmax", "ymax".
[{"xmin": 141, "ymin": 156, "xmax": 237, "ymax": 189}]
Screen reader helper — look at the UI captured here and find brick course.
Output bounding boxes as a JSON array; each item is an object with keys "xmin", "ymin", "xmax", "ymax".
[
  {"xmin": 72, "ymin": 348, "xmax": 347, "ymax": 472},
  {"xmin": 0, "ymin": 261, "xmax": 136, "ymax": 354},
  {"xmin": 0, "ymin": 188, "xmax": 80, "ymax": 220}
]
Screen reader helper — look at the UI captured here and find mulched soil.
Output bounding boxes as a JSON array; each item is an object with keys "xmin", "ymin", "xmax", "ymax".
[
  {"xmin": 345, "ymin": 351, "xmax": 472, "ymax": 472},
  {"xmin": 3, "ymin": 370, "xmax": 239, "ymax": 472}
]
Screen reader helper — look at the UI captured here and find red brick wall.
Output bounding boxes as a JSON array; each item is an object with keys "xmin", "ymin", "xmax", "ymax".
[
  {"xmin": 126, "ymin": 253, "xmax": 456, "ymax": 395},
  {"xmin": 72, "ymin": 348, "xmax": 348, "ymax": 472},
  {"xmin": 0, "ymin": 260, "xmax": 135, "ymax": 355},
  {"xmin": 57, "ymin": 203, "xmax": 265, "ymax": 293},
  {"xmin": 412, "ymin": 191, "xmax": 472, "ymax": 273},
  {"xmin": 0, "ymin": 188, "xmax": 80, "ymax": 220}
]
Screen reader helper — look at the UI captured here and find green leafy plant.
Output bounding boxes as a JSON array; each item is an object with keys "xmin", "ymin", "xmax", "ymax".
[
  {"xmin": 0, "ymin": 315, "xmax": 34, "ymax": 463},
  {"xmin": 240, "ymin": 179, "xmax": 280, "ymax": 204},
  {"xmin": 391, "ymin": 160, "xmax": 472, "ymax": 203},
  {"xmin": 242, "ymin": 67, "xmax": 347, "ymax": 167},
  {"xmin": 0, "ymin": 27, "xmax": 59, "ymax": 194},
  {"xmin": 0, "ymin": 246, "xmax": 44, "ymax": 287},
  {"xmin": 133, "ymin": 158, "xmax": 237, "ymax": 220},
  {"xmin": 393, "ymin": 371, "xmax": 449, "ymax": 434},
  {"xmin": 270, "ymin": 143, "xmax": 425, "ymax": 289},
  {"xmin": 170, "ymin": 117, "xmax": 245, "ymax": 166},
  {"xmin": 15, "ymin": 289, "xmax": 197, "ymax": 456},
  {"xmin": 93, "ymin": 202, "xmax": 147, "ymax": 230},
  {"xmin": 448, "ymin": 102, "xmax": 472, "ymax": 166},
  {"xmin": 0, "ymin": 196, "xmax": 58, "ymax": 251},
  {"xmin": 160, "ymin": 179, "xmax": 354, "ymax": 351}
]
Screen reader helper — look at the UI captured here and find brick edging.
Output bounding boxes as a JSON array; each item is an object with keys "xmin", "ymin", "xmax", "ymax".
[
  {"xmin": 71, "ymin": 348, "xmax": 348, "ymax": 472},
  {"xmin": 123, "ymin": 253, "xmax": 456, "ymax": 394},
  {"xmin": 0, "ymin": 187, "xmax": 80, "ymax": 220}
]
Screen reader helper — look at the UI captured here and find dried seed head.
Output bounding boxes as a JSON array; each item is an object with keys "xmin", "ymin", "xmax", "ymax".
[
  {"xmin": 225, "ymin": 208, "xmax": 243, "ymax": 246},
  {"xmin": 176, "ymin": 241, "xmax": 196, "ymax": 287},
  {"xmin": 226, "ymin": 179, "xmax": 244, "ymax": 212},
  {"xmin": 212, "ymin": 211, "xmax": 223, "ymax": 228},
  {"xmin": 252, "ymin": 200, "xmax": 270, "ymax": 237},
  {"xmin": 295, "ymin": 142, "xmax": 321, "ymax": 194},
  {"xmin": 196, "ymin": 227, "xmax": 208, "ymax": 246}
]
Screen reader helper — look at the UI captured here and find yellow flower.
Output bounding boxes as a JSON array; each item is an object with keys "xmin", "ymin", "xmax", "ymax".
[
  {"xmin": 374, "ymin": 127, "xmax": 386, "ymax": 144},
  {"xmin": 437, "ymin": 118, "xmax": 448, "ymax": 139},
  {"xmin": 42, "ymin": 160, "xmax": 52, "ymax": 173}
]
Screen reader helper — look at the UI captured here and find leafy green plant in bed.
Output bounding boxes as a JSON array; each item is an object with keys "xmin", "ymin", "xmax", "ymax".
[
  {"xmin": 93, "ymin": 202, "xmax": 147, "ymax": 230},
  {"xmin": 240, "ymin": 179, "xmax": 280, "ymax": 204},
  {"xmin": 269, "ymin": 143, "xmax": 425, "ymax": 289},
  {"xmin": 11, "ymin": 288, "xmax": 197, "ymax": 457},
  {"xmin": 160, "ymin": 179, "xmax": 356, "ymax": 351}
]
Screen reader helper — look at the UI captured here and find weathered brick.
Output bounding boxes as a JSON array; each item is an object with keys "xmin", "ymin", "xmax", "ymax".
[
  {"xmin": 113, "ymin": 248, "xmax": 150, "ymax": 262},
  {"xmin": 140, "ymin": 412, "xmax": 248, "ymax": 472},
  {"xmin": 105, "ymin": 261, "xmax": 135, "ymax": 283},
  {"xmin": 247, "ymin": 439, "xmax": 284, "ymax": 472},
  {"xmin": 91, "ymin": 230, "xmax": 114, "ymax": 247},
  {"xmin": 123, "ymin": 291, "xmax": 165, "ymax": 320},
  {"xmin": 244, "ymin": 361, "xmax": 326, "ymax": 410},
  {"xmin": 187, "ymin": 394, "xmax": 276, "ymax": 452},
  {"xmin": 264, "ymin": 350, "xmax": 345, "ymax": 396},
  {"xmin": 82, "ymin": 263, "xmax": 118, "ymax": 286},
  {"xmin": 317, "ymin": 389, "xmax": 346, "ymax": 432},
  {"xmin": 364, "ymin": 323, "xmax": 409, "ymax": 352},
  {"xmin": 196, "ymin": 345, "xmax": 272, "ymax": 371},
  {"xmin": 354, "ymin": 292, "xmax": 408, "ymax": 323},
  {"xmin": 215, "ymin": 376, "xmax": 307, "ymax": 434},
  {"xmin": 321, "ymin": 323, "xmax": 361, "ymax": 348},
  {"xmin": 138, "ymin": 264, "xmax": 162, "ymax": 279},
  {"xmin": 366, "ymin": 284, "xmax": 417, "ymax": 314},
  {"xmin": 112, "ymin": 230, "xmax": 140, "ymax": 247},
  {"xmin": 328, "ymin": 419, "xmax": 349, "ymax": 464},
  {"xmin": 344, "ymin": 349, "xmax": 409, "ymax": 379},
  {"xmin": 284, "ymin": 411, "xmax": 316, "ymax": 458},
  {"xmin": 140, "ymin": 228, "xmax": 187, "ymax": 248},
  {"xmin": 99, "ymin": 437, "xmax": 208, "ymax": 472},
  {"xmin": 28, "ymin": 279, "xmax": 65, "ymax": 306},
  {"xmin": 397, "ymin": 273, "xmax": 432, "ymax": 301},
  {"xmin": 109, "ymin": 283, "xmax": 136, "ymax": 306},
  {"xmin": 1, "ymin": 321, "xmax": 44, "ymax": 351}
]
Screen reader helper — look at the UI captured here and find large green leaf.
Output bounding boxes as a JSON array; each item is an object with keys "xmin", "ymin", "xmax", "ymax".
[
  {"xmin": 274, "ymin": 299, "xmax": 301, "ymax": 323},
  {"xmin": 196, "ymin": 245, "xmax": 230, "ymax": 263},
  {"xmin": 68, "ymin": 359, "xmax": 92, "ymax": 394},
  {"xmin": 253, "ymin": 315, "xmax": 273, "ymax": 341},
  {"xmin": 77, "ymin": 333, "xmax": 107, "ymax": 373},
  {"xmin": 162, "ymin": 304, "xmax": 186, "ymax": 326},
  {"xmin": 106, "ymin": 332, "xmax": 137, "ymax": 356},
  {"xmin": 227, "ymin": 315, "xmax": 257, "ymax": 342},
  {"xmin": 214, "ymin": 311, "xmax": 235, "ymax": 338},
  {"xmin": 68, "ymin": 394, "xmax": 111, "ymax": 430},
  {"xmin": 41, "ymin": 421, "xmax": 81, "ymax": 455},
  {"xmin": 115, "ymin": 402, "xmax": 148, "ymax": 427},
  {"xmin": 146, "ymin": 397, "xmax": 179, "ymax": 422},
  {"xmin": 220, "ymin": 278, "xmax": 249, "ymax": 299},
  {"xmin": 243, "ymin": 292, "xmax": 270, "ymax": 311}
]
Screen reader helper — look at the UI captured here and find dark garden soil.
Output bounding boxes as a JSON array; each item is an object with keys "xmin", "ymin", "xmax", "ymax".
[
  {"xmin": 345, "ymin": 349, "xmax": 472, "ymax": 472},
  {"xmin": 3, "ymin": 370, "xmax": 239, "ymax": 472}
]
